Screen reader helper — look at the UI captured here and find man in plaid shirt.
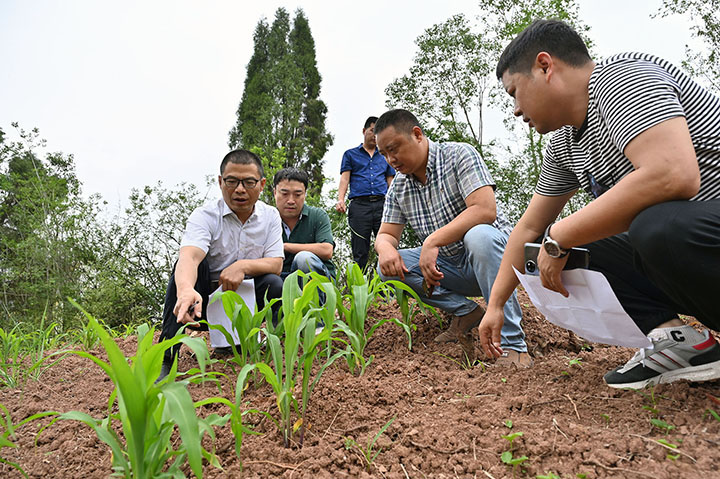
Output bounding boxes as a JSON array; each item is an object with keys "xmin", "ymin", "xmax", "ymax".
[{"xmin": 374, "ymin": 109, "xmax": 529, "ymax": 367}]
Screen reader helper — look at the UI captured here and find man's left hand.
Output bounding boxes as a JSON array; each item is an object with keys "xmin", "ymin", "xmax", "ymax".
[
  {"xmin": 419, "ymin": 240, "xmax": 443, "ymax": 287},
  {"xmin": 537, "ymin": 246, "xmax": 570, "ymax": 297},
  {"xmin": 219, "ymin": 261, "xmax": 246, "ymax": 292}
]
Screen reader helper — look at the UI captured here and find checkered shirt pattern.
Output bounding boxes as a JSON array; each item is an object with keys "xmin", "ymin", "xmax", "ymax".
[{"xmin": 382, "ymin": 140, "xmax": 512, "ymax": 257}]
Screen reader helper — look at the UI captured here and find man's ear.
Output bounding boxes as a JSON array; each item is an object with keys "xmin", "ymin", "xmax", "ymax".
[
  {"xmin": 259, "ymin": 177, "xmax": 267, "ymax": 190},
  {"xmin": 535, "ymin": 52, "xmax": 553, "ymax": 77},
  {"xmin": 218, "ymin": 174, "xmax": 223, "ymax": 188},
  {"xmin": 412, "ymin": 125, "xmax": 423, "ymax": 142}
]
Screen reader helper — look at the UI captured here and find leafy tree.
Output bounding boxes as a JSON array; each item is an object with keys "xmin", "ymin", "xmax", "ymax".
[
  {"xmin": 656, "ymin": 0, "xmax": 720, "ymax": 93},
  {"xmin": 85, "ymin": 182, "xmax": 206, "ymax": 328},
  {"xmin": 385, "ymin": 0, "xmax": 592, "ymax": 222},
  {"xmin": 229, "ymin": 8, "xmax": 333, "ymax": 196},
  {"xmin": 0, "ymin": 124, "xmax": 97, "ymax": 327}
]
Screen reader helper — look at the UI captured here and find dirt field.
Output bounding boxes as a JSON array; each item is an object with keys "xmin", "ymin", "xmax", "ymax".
[{"xmin": 2, "ymin": 290, "xmax": 719, "ymax": 478}]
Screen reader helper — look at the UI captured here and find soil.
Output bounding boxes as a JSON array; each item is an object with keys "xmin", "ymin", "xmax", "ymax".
[{"xmin": 2, "ymin": 290, "xmax": 720, "ymax": 479}]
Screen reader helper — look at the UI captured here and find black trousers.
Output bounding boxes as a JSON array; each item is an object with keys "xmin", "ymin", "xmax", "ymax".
[
  {"xmin": 348, "ymin": 196, "xmax": 385, "ymax": 271},
  {"xmin": 583, "ymin": 199, "xmax": 720, "ymax": 334},
  {"xmin": 159, "ymin": 258, "xmax": 283, "ymax": 360}
]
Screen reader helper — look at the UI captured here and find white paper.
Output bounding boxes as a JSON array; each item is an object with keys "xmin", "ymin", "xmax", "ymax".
[
  {"xmin": 206, "ymin": 279, "xmax": 255, "ymax": 348},
  {"xmin": 513, "ymin": 267, "xmax": 651, "ymax": 348}
]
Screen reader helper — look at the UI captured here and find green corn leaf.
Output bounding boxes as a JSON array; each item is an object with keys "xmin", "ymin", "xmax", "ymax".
[{"xmin": 163, "ymin": 382, "xmax": 204, "ymax": 478}]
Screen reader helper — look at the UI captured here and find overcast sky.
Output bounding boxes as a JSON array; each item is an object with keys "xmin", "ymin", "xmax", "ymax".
[{"xmin": 0, "ymin": 0, "xmax": 699, "ymax": 207}]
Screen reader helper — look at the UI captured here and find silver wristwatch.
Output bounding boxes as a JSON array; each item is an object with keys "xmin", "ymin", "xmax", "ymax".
[{"xmin": 542, "ymin": 224, "xmax": 569, "ymax": 258}]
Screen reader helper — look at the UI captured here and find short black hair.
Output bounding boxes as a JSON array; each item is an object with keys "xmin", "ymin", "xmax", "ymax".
[
  {"xmin": 220, "ymin": 149, "xmax": 264, "ymax": 177},
  {"xmin": 364, "ymin": 116, "xmax": 378, "ymax": 129},
  {"xmin": 496, "ymin": 19, "xmax": 591, "ymax": 79},
  {"xmin": 374, "ymin": 109, "xmax": 422, "ymax": 137},
  {"xmin": 273, "ymin": 167, "xmax": 309, "ymax": 189}
]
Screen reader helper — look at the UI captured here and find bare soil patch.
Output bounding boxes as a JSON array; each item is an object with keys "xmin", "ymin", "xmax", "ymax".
[{"xmin": 2, "ymin": 290, "xmax": 719, "ymax": 478}]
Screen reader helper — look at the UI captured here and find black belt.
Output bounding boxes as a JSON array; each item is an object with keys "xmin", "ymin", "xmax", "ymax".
[{"xmin": 352, "ymin": 195, "xmax": 384, "ymax": 202}]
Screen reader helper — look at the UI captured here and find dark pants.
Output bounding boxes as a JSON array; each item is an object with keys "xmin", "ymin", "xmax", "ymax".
[
  {"xmin": 159, "ymin": 258, "xmax": 283, "ymax": 361},
  {"xmin": 348, "ymin": 196, "xmax": 385, "ymax": 272},
  {"xmin": 583, "ymin": 200, "xmax": 720, "ymax": 334}
]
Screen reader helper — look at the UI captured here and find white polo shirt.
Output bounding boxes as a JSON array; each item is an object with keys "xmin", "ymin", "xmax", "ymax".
[{"xmin": 180, "ymin": 198, "xmax": 284, "ymax": 280}]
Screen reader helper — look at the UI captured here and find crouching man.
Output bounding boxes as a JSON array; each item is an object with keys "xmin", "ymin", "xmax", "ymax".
[
  {"xmin": 158, "ymin": 149, "xmax": 284, "ymax": 379},
  {"xmin": 373, "ymin": 109, "xmax": 529, "ymax": 367}
]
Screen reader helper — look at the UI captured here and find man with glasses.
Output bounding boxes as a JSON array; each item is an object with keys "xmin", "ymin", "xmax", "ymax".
[
  {"xmin": 158, "ymin": 149, "xmax": 284, "ymax": 379},
  {"xmin": 479, "ymin": 19, "xmax": 720, "ymax": 389}
]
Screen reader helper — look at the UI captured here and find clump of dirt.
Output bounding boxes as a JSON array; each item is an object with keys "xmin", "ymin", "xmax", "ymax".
[{"xmin": 2, "ymin": 289, "xmax": 719, "ymax": 478}]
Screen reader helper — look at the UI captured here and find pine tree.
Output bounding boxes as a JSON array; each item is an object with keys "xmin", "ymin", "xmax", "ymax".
[{"xmin": 229, "ymin": 8, "xmax": 332, "ymax": 195}]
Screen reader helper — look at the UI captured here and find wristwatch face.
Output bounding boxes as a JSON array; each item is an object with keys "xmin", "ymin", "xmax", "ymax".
[{"xmin": 543, "ymin": 238, "xmax": 563, "ymax": 258}]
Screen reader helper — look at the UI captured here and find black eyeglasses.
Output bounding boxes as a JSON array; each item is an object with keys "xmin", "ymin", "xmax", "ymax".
[{"xmin": 223, "ymin": 176, "xmax": 260, "ymax": 189}]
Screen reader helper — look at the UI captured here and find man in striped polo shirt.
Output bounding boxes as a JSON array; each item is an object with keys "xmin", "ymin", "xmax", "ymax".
[
  {"xmin": 478, "ymin": 19, "xmax": 720, "ymax": 389},
  {"xmin": 374, "ymin": 109, "xmax": 529, "ymax": 367}
]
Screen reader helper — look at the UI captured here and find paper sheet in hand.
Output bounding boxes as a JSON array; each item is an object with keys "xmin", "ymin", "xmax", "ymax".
[
  {"xmin": 206, "ymin": 279, "xmax": 255, "ymax": 348},
  {"xmin": 513, "ymin": 267, "xmax": 651, "ymax": 348}
]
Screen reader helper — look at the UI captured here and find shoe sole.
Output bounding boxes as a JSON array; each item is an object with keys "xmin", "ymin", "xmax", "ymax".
[{"xmin": 605, "ymin": 358, "xmax": 720, "ymax": 389}]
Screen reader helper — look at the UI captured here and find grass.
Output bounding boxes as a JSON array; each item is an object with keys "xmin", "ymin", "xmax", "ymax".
[{"xmin": 344, "ymin": 416, "xmax": 396, "ymax": 472}]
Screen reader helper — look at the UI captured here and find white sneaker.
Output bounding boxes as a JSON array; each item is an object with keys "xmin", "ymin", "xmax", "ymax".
[{"xmin": 604, "ymin": 325, "xmax": 720, "ymax": 389}]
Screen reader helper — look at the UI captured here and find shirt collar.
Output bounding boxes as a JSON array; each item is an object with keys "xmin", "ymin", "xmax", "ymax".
[{"xmin": 220, "ymin": 197, "xmax": 257, "ymax": 222}]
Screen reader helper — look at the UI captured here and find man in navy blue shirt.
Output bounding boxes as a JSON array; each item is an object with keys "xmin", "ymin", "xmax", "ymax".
[{"xmin": 336, "ymin": 116, "xmax": 396, "ymax": 271}]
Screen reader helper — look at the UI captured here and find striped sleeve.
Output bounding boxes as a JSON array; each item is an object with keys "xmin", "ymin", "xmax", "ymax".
[
  {"xmin": 594, "ymin": 54, "xmax": 685, "ymax": 153},
  {"xmin": 535, "ymin": 128, "xmax": 582, "ymax": 196}
]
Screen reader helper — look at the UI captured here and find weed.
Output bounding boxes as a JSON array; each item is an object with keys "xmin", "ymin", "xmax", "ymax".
[
  {"xmin": 501, "ymin": 377, "xmax": 507, "ymax": 383},
  {"xmin": 537, "ymin": 472, "xmax": 560, "ymax": 479},
  {"xmin": 1, "ymin": 402, "xmax": 58, "ymax": 478},
  {"xmin": 576, "ymin": 474, "xmax": 588, "ymax": 479},
  {"xmin": 601, "ymin": 413, "xmax": 610, "ymax": 427},
  {"xmin": 705, "ymin": 408, "xmax": 720, "ymax": 422},
  {"xmin": 650, "ymin": 418, "xmax": 675, "ymax": 434},
  {"xmin": 501, "ymin": 431, "xmax": 528, "ymax": 476},
  {"xmin": 344, "ymin": 416, "xmax": 396, "ymax": 472},
  {"xmin": 505, "ymin": 419, "xmax": 513, "ymax": 429}
]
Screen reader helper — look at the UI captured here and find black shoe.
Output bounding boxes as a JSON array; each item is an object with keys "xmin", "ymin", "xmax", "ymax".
[
  {"xmin": 156, "ymin": 358, "xmax": 173, "ymax": 383},
  {"xmin": 212, "ymin": 345, "xmax": 241, "ymax": 358}
]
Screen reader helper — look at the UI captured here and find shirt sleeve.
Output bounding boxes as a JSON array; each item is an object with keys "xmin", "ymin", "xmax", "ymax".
[
  {"xmin": 179, "ymin": 207, "xmax": 213, "ymax": 253},
  {"xmin": 263, "ymin": 208, "xmax": 285, "ymax": 258},
  {"xmin": 381, "ymin": 182, "xmax": 406, "ymax": 225},
  {"xmin": 313, "ymin": 209, "xmax": 336, "ymax": 246},
  {"xmin": 454, "ymin": 143, "xmax": 495, "ymax": 199},
  {"xmin": 535, "ymin": 130, "xmax": 582, "ymax": 196},
  {"xmin": 594, "ymin": 58, "xmax": 684, "ymax": 153},
  {"xmin": 340, "ymin": 150, "xmax": 353, "ymax": 173}
]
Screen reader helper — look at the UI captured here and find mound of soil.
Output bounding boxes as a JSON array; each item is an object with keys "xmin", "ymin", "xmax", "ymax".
[{"xmin": 2, "ymin": 290, "xmax": 719, "ymax": 478}]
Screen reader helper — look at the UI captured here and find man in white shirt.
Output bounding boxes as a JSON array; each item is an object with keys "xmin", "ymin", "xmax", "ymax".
[{"xmin": 158, "ymin": 149, "xmax": 284, "ymax": 378}]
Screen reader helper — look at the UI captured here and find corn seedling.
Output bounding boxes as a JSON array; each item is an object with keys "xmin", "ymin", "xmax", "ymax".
[
  {"xmin": 344, "ymin": 416, "xmax": 396, "ymax": 472},
  {"xmin": 237, "ymin": 272, "xmax": 344, "ymax": 448},
  {"xmin": 389, "ymin": 281, "xmax": 433, "ymax": 350},
  {"xmin": 1, "ymin": 402, "xmax": 58, "ymax": 478},
  {"xmin": 45, "ymin": 301, "xmax": 227, "ymax": 478},
  {"xmin": 206, "ymin": 288, "xmax": 278, "ymax": 370}
]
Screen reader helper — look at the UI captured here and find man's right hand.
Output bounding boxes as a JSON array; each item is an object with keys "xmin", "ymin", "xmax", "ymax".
[
  {"xmin": 335, "ymin": 200, "xmax": 346, "ymax": 213},
  {"xmin": 477, "ymin": 306, "xmax": 505, "ymax": 358},
  {"xmin": 173, "ymin": 289, "xmax": 202, "ymax": 326},
  {"xmin": 378, "ymin": 248, "xmax": 409, "ymax": 280}
]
